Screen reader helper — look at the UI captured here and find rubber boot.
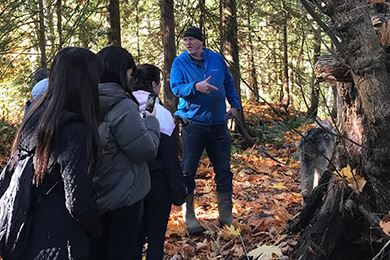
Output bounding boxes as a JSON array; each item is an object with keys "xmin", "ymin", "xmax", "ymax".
[
  {"xmin": 183, "ymin": 193, "xmax": 204, "ymax": 235},
  {"xmin": 217, "ymin": 192, "xmax": 233, "ymax": 227}
]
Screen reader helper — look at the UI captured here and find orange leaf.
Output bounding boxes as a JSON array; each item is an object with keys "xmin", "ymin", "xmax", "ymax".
[
  {"xmin": 380, "ymin": 220, "xmax": 390, "ymax": 237},
  {"xmin": 180, "ymin": 244, "xmax": 195, "ymax": 259}
]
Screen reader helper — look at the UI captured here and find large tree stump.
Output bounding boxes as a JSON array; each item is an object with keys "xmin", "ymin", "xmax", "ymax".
[{"xmin": 291, "ymin": 1, "xmax": 390, "ymax": 259}]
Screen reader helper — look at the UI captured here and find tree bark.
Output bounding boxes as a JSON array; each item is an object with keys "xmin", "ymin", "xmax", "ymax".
[
  {"xmin": 135, "ymin": 0, "xmax": 140, "ymax": 62},
  {"xmin": 246, "ymin": 0, "xmax": 259, "ymax": 101},
  {"xmin": 292, "ymin": 1, "xmax": 390, "ymax": 259},
  {"xmin": 314, "ymin": 55, "xmax": 352, "ymax": 83},
  {"xmin": 38, "ymin": 0, "xmax": 47, "ymax": 68},
  {"xmin": 307, "ymin": 25, "xmax": 321, "ymax": 120},
  {"xmin": 56, "ymin": 0, "xmax": 62, "ymax": 50},
  {"xmin": 220, "ymin": 0, "xmax": 253, "ymax": 143},
  {"xmin": 199, "ymin": 0, "xmax": 206, "ymax": 46},
  {"xmin": 322, "ymin": 0, "xmax": 390, "ymax": 211},
  {"xmin": 107, "ymin": 0, "xmax": 121, "ymax": 46},
  {"xmin": 46, "ymin": 1, "xmax": 56, "ymax": 55},
  {"xmin": 160, "ymin": 0, "xmax": 177, "ymax": 117},
  {"xmin": 220, "ymin": 0, "xmax": 239, "ymax": 91},
  {"xmin": 280, "ymin": 0, "xmax": 290, "ymax": 111}
]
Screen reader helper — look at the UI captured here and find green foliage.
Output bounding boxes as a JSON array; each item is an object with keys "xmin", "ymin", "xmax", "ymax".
[
  {"xmin": 284, "ymin": 115, "xmax": 305, "ymax": 130},
  {"xmin": 0, "ymin": 120, "xmax": 18, "ymax": 142},
  {"xmin": 0, "ymin": 119, "xmax": 18, "ymax": 165},
  {"xmin": 0, "ymin": 0, "xmax": 332, "ymax": 110},
  {"xmin": 292, "ymin": 152, "xmax": 300, "ymax": 161},
  {"xmin": 251, "ymin": 124, "xmax": 271, "ymax": 144},
  {"xmin": 0, "ymin": 54, "xmax": 34, "ymax": 124},
  {"xmin": 0, "ymin": 0, "xmax": 333, "ymax": 147},
  {"xmin": 0, "ymin": 0, "xmax": 108, "ymax": 123},
  {"xmin": 231, "ymin": 132, "xmax": 243, "ymax": 154},
  {"xmin": 122, "ymin": 0, "xmax": 164, "ymax": 66},
  {"xmin": 251, "ymin": 115, "xmax": 304, "ymax": 146}
]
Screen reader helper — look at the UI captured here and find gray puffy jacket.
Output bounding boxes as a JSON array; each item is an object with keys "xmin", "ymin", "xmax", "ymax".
[{"xmin": 94, "ymin": 83, "xmax": 160, "ymax": 214}]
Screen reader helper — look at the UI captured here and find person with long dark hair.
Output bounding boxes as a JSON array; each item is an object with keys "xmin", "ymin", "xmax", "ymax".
[
  {"xmin": 11, "ymin": 47, "xmax": 103, "ymax": 259},
  {"xmin": 89, "ymin": 46, "xmax": 160, "ymax": 260},
  {"xmin": 132, "ymin": 64, "xmax": 187, "ymax": 260}
]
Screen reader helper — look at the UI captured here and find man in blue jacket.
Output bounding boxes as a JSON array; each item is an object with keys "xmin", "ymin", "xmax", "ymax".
[{"xmin": 170, "ymin": 26, "xmax": 241, "ymax": 235}]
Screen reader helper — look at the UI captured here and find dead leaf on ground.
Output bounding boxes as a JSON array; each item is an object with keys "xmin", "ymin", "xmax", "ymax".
[
  {"xmin": 180, "ymin": 243, "xmax": 195, "ymax": 259},
  {"xmin": 248, "ymin": 244, "xmax": 283, "ymax": 260},
  {"xmin": 169, "ymin": 255, "xmax": 183, "ymax": 260},
  {"xmin": 380, "ymin": 220, "xmax": 390, "ymax": 237},
  {"xmin": 218, "ymin": 225, "xmax": 241, "ymax": 240},
  {"xmin": 334, "ymin": 165, "xmax": 367, "ymax": 194}
]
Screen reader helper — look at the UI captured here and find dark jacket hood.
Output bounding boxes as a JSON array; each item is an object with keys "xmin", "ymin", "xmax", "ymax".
[{"xmin": 19, "ymin": 102, "xmax": 82, "ymax": 153}]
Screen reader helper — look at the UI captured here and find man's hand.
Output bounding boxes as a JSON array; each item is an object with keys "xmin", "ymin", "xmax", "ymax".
[
  {"xmin": 195, "ymin": 76, "xmax": 218, "ymax": 94},
  {"xmin": 226, "ymin": 107, "xmax": 238, "ymax": 119}
]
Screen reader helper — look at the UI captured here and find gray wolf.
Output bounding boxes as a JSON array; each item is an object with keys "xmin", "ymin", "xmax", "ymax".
[{"xmin": 299, "ymin": 118, "xmax": 335, "ymax": 205}]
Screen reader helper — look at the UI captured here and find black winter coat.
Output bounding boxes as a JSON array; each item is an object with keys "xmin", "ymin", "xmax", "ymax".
[
  {"xmin": 19, "ymin": 105, "xmax": 101, "ymax": 260},
  {"xmin": 147, "ymin": 129, "xmax": 187, "ymax": 206}
]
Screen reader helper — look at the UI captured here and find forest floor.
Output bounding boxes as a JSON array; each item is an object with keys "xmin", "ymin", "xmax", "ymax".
[{"xmin": 162, "ymin": 100, "xmax": 313, "ymax": 260}]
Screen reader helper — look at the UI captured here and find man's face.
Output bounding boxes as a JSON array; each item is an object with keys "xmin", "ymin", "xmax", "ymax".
[{"xmin": 184, "ymin": 37, "xmax": 203, "ymax": 57}]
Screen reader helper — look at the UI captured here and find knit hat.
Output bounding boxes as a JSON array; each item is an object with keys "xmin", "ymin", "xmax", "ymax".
[
  {"xmin": 183, "ymin": 26, "xmax": 203, "ymax": 42},
  {"xmin": 33, "ymin": 68, "xmax": 50, "ymax": 84}
]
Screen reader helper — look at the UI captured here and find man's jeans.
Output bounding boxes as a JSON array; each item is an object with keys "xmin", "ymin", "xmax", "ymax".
[{"xmin": 181, "ymin": 122, "xmax": 233, "ymax": 193}]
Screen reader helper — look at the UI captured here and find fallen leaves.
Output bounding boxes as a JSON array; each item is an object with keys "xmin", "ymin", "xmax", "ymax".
[
  {"xmin": 219, "ymin": 225, "xmax": 241, "ymax": 240},
  {"xmin": 333, "ymin": 164, "xmax": 367, "ymax": 194},
  {"xmin": 380, "ymin": 212, "xmax": 390, "ymax": 237},
  {"xmin": 380, "ymin": 220, "xmax": 390, "ymax": 237},
  {"xmin": 248, "ymin": 245, "xmax": 282, "ymax": 260},
  {"xmin": 180, "ymin": 244, "xmax": 195, "ymax": 259},
  {"xmin": 162, "ymin": 101, "xmax": 303, "ymax": 259}
]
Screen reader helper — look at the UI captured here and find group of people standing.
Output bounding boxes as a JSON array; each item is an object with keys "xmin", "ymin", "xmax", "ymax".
[{"xmin": 7, "ymin": 25, "xmax": 240, "ymax": 260}]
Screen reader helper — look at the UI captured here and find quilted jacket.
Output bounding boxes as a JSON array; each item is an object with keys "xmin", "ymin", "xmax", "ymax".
[
  {"xmin": 93, "ymin": 83, "xmax": 160, "ymax": 214},
  {"xmin": 19, "ymin": 103, "xmax": 101, "ymax": 260}
]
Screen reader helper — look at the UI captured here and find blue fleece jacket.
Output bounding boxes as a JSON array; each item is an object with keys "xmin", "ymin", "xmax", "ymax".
[{"xmin": 170, "ymin": 48, "xmax": 241, "ymax": 126}]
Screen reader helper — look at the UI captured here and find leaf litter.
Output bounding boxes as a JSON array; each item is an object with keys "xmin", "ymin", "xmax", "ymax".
[{"xmin": 162, "ymin": 101, "xmax": 305, "ymax": 260}]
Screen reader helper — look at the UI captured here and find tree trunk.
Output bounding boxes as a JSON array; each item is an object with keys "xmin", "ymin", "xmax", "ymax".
[
  {"xmin": 135, "ymin": 0, "xmax": 140, "ymax": 62},
  {"xmin": 56, "ymin": 0, "xmax": 62, "ymax": 50},
  {"xmin": 160, "ymin": 0, "xmax": 177, "ymax": 117},
  {"xmin": 220, "ymin": 0, "xmax": 253, "ymax": 144},
  {"xmin": 324, "ymin": 0, "xmax": 390, "ymax": 210},
  {"xmin": 38, "ymin": 0, "xmax": 47, "ymax": 68},
  {"xmin": 291, "ymin": 1, "xmax": 390, "ymax": 259},
  {"xmin": 280, "ymin": 0, "xmax": 290, "ymax": 111},
  {"xmin": 308, "ymin": 25, "xmax": 321, "ymax": 120},
  {"xmin": 220, "ymin": 0, "xmax": 240, "ymax": 90},
  {"xmin": 107, "ymin": 0, "xmax": 121, "ymax": 46},
  {"xmin": 199, "ymin": 0, "xmax": 206, "ymax": 47},
  {"xmin": 246, "ymin": 0, "xmax": 259, "ymax": 101}
]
